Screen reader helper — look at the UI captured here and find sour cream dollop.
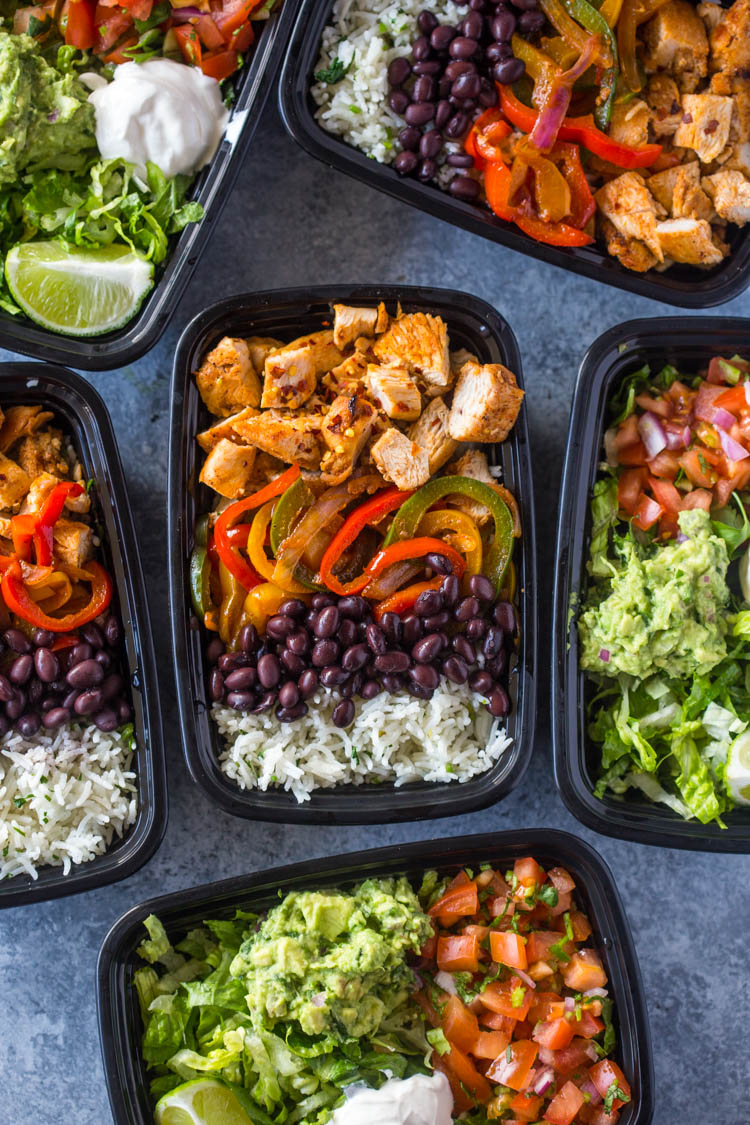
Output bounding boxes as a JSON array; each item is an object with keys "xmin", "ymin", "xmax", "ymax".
[
  {"xmin": 330, "ymin": 1073, "xmax": 453, "ymax": 1125},
  {"xmin": 86, "ymin": 59, "xmax": 228, "ymax": 179}
]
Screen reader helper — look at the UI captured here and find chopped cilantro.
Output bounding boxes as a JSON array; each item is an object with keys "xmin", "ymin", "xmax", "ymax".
[
  {"xmin": 604, "ymin": 1082, "xmax": 630, "ymax": 1114},
  {"xmin": 537, "ymin": 883, "xmax": 559, "ymax": 907},
  {"xmin": 13, "ymin": 796, "xmax": 29, "ymax": 809},
  {"xmin": 313, "ymin": 57, "xmax": 353, "ymax": 84},
  {"xmin": 349, "ymin": 104, "xmax": 362, "ymax": 114},
  {"xmin": 27, "ymin": 12, "xmax": 52, "ymax": 36},
  {"xmin": 598, "ymin": 996, "xmax": 617, "ymax": 1054},
  {"xmin": 505, "ymin": 1044, "xmax": 512, "ymax": 1063},
  {"xmin": 510, "ymin": 985, "xmax": 526, "ymax": 1009},
  {"xmin": 40, "ymin": 775, "xmax": 48, "ymax": 784},
  {"xmin": 549, "ymin": 912, "xmax": 574, "ymax": 962}
]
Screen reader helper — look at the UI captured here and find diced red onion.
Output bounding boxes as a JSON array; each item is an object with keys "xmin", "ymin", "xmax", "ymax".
[
  {"xmin": 538, "ymin": 1046, "xmax": 556, "ymax": 1067},
  {"xmin": 514, "ymin": 968, "xmax": 537, "ymax": 990},
  {"xmin": 171, "ymin": 6, "xmax": 203, "ymax": 19},
  {"xmin": 637, "ymin": 411, "xmax": 667, "ymax": 458},
  {"xmin": 529, "ymin": 35, "xmax": 598, "ymax": 149},
  {"xmin": 533, "ymin": 1066, "xmax": 556, "ymax": 1095},
  {"xmin": 599, "ymin": 648, "xmax": 610, "ymax": 663},
  {"xmin": 412, "ymin": 969, "xmax": 425, "ymax": 989},
  {"xmin": 676, "ymin": 532, "xmax": 688, "ymax": 543},
  {"xmin": 664, "ymin": 424, "xmax": 691, "ymax": 450},
  {"xmin": 712, "ymin": 407, "xmax": 736, "ymax": 431},
  {"xmin": 581, "ymin": 1078, "xmax": 602, "ymax": 1105},
  {"xmin": 583, "ymin": 1043, "xmax": 599, "ymax": 1062},
  {"xmin": 583, "ymin": 987, "xmax": 609, "ymax": 998},
  {"xmin": 311, "ymin": 992, "xmax": 326, "ymax": 1007},
  {"xmin": 718, "ymin": 428, "xmax": 749, "ymax": 461},
  {"xmin": 435, "ymin": 970, "xmax": 458, "ymax": 995},
  {"xmin": 564, "ymin": 996, "xmax": 576, "ymax": 1012}
]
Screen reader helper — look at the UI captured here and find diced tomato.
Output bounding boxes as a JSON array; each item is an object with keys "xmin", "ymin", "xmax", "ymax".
[
  {"xmin": 617, "ymin": 440, "xmax": 647, "ymax": 466},
  {"xmin": 442, "ymin": 995, "xmax": 480, "ymax": 1053},
  {"xmin": 66, "ymin": 0, "xmax": 96, "ymax": 47},
  {"xmin": 213, "ymin": 0, "xmax": 263, "ymax": 38},
  {"xmin": 481, "ymin": 977, "xmax": 532, "ymax": 1020},
  {"xmin": 546, "ymin": 868, "xmax": 575, "ymax": 894},
  {"xmin": 614, "ymin": 413, "xmax": 639, "ymax": 451},
  {"xmin": 634, "ymin": 392, "xmax": 670, "ymax": 417},
  {"xmin": 588, "ymin": 1059, "xmax": 631, "ymax": 1110},
  {"xmin": 490, "ymin": 931, "xmax": 528, "ymax": 970},
  {"xmin": 617, "ymin": 468, "xmax": 647, "ymax": 515},
  {"xmin": 533, "ymin": 1017, "xmax": 575, "ymax": 1051},
  {"xmin": 478, "ymin": 1010, "xmax": 517, "ymax": 1035},
  {"xmin": 547, "ymin": 890, "xmax": 572, "ymax": 918},
  {"xmin": 420, "ymin": 932, "xmax": 437, "ymax": 961},
  {"xmin": 579, "ymin": 1107, "xmax": 620, "ymax": 1125},
  {"xmin": 666, "ymin": 379, "xmax": 695, "ymax": 410},
  {"xmin": 569, "ymin": 1010, "xmax": 605, "ymax": 1038},
  {"xmin": 174, "ymin": 23, "xmax": 202, "ymax": 64},
  {"xmin": 514, "ymin": 857, "xmax": 546, "ymax": 889},
  {"xmin": 463, "ymin": 924, "xmax": 490, "ymax": 943},
  {"xmin": 648, "ymin": 476, "xmax": 681, "ymax": 513},
  {"xmin": 528, "ymin": 991, "xmax": 565, "ymax": 1023},
  {"xmin": 437, "ymin": 934, "xmax": 480, "ymax": 973},
  {"xmin": 487, "ymin": 1039, "xmax": 539, "ymax": 1091},
  {"xmin": 228, "ymin": 17, "xmax": 255, "ymax": 50},
  {"xmin": 680, "ymin": 488, "xmax": 713, "ymax": 511},
  {"xmin": 119, "ymin": 0, "xmax": 152, "ymax": 17},
  {"xmin": 544, "ymin": 1080, "xmax": 586, "ymax": 1125},
  {"xmin": 509, "ymin": 1091, "xmax": 544, "ymax": 1121},
  {"xmin": 93, "ymin": 2, "xmax": 132, "ymax": 50},
  {"xmin": 548, "ymin": 1037, "xmax": 597, "ymax": 1077},
  {"xmin": 713, "ymin": 383, "xmax": 749, "ymax": 414},
  {"xmin": 569, "ymin": 911, "xmax": 592, "ymax": 941},
  {"xmin": 193, "ymin": 12, "xmax": 225, "ymax": 46},
  {"xmin": 443, "ymin": 1045, "xmax": 492, "ymax": 1103},
  {"xmin": 678, "ymin": 447, "xmax": 719, "ymax": 488},
  {"xmin": 100, "ymin": 31, "xmax": 137, "ymax": 61},
  {"xmin": 432, "ymin": 1051, "xmax": 474, "ymax": 1114},
  {"xmin": 632, "ymin": 493, "xmax": 663, "ymax": 531},
  {"xmin": 474, "ymin": 1029, "xmax": 512, "ymax": 1058},
  {"xmin": 526, "ymin": 931, "xmax": 574, "ymax": 965},
  {"xmin": 428, "ymin": 879, "xmax": 479, "ymax": 922},
  {"xmin": 201, "ymin": 48, "xmax": 239, "ymax": 79},
  {"xmin": 488, "ymin": 894, "xmax": 516, "ymax": 923},
  {"xmin": 646, "ymin": 448, "xmax": 680, "ymax": 480},
  {"xmin": 563, "ymin": 949, "xmax": 608, "ymax": 992}
]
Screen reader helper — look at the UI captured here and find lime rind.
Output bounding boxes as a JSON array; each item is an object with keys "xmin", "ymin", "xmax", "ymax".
[
  {"xmin": 155, "ymin": 1078, "xmax": 254, "ymax": 1125},
  {"xmin": 726, "ymin": 731, "xmax": 750, "ymax": 806}
]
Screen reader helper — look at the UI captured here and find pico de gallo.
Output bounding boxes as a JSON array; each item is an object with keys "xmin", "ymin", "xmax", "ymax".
[{"xmin": 416, "ymin": 856, "xmax": 632, "ymax": 1124}]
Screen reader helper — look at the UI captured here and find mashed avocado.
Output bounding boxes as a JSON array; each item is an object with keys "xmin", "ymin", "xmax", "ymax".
[
  {"xmin": 0, "ymin": 32, "xmax": 96, "ymax": 185},
  {"xmin": 579, "ymin": 508, "xmax": 729, "ymax": 679},
  {"xmin": 231, "ymin": 879, "xmax": 432, "ymax": 1039}
]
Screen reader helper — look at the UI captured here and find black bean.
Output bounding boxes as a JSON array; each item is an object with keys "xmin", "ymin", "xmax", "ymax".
[
  {"xmin": 430, "ymin": 24, "xmax": 457, "ymax": 50},
  {"xmin": 365, "ymin": 623, "xmax": 387, "ymax": 654},
  {"xmin": 461, "ymin": 10, "xmax": 484, "ymax": 36},
  {"xmin": 469, "ymin": 574, "xmax": 495, "ymax": 602},
  {"xmin": 41, "ymin": 697, "xmax": 59, "ymax": 715},
  {"xmin": 95, "ymin": 651, "xmax": 112, "ymax": 670},
  {"xmin": 469, "ymin": 0, "xmax": 486, "ymax": 9},
  {"xmin": 456, "ymin": 596, "xmax": 480, "ymax": 621},
  {"xmin": 449, "ymin": 175, "xmax": 480, "ymax": 200},
  {"xmin": 435, "ymin": 99, "xmax": 452, "ymax": 128},
  {"xmin": 280, "ymin": 650, "xmax": 305, "ymax": 678},
  {"xmin": 339, "ymin": 619, "xmax": 358, "ymax": 648},
  {"xmin": 512, "ymin": 0, "xmax": 539, "ymax": 9},
  {"xmin": 479, "ymin": 81, "xmax": 499, "ymax": 107},
  {"xmin": 452, "ymin": 72, "xmax": 482, "ymax": 99},
  {"xmin": 206, "ymin": 637, "xmax": 225, "ymax": 664},
  {"xmin": 312, "ymin": 639, "xmax": 339, "ymax": 667},
  {"xmin": 405, "ymin": 101, "xmax": 435, "ymax": 126},
  {"xmin": 319, "ymin": 665, "xmax": 349, "ymax": 687},
  {"xmin": 32, "ymin": 628, "xmax": 54, "ymax": 647},
  {"xmin": 70, "ymin": 643, "xmax": 94, "ymax": 665},
  {"xmin": 488, "ymin": 687, "xmax": 510, "ymax": 717},
  {"xmin": 443, "ymin": 655, "xmax": 469, "ymax": 684},
  {"xmin": 277, "ymin": 702, "xmax": 308, "ymax": 723},
  {"xmin": 311, "ymin": 593, "xmax": 335, "ymax": 610},
  {"xmin": 486, "ymin": 40, "xmax": 512, "ymax": 63},
  {"xmin": 225, "ymin": 667, "xmax": 257, "ymax": 691},
  {"xmin": 410, "ymin": 663, "xmax": 440, "ymax": 690},
  {"xmin": 466, "ymin": 617, "xmax": 487, "ymax": 641},
  {"xmin": 398, "ymin": 126, "xmax": 421, "ymax": 153},
  {"xmin": 519, "ymin": 8, "xmax": 545, "ymax": 31},
  {"xmin": 415, "ymin": 589, "xmax": 443, "ymax": 616},
  {"xmin": 483, "ymin": 624, "xmax": 504, "ymax": 658},
  {"xmin": 470, "ymin": 670, "xmax": 494, "ymax": 695},
  {"xmin": 453, "ymin": 634, "xmax": 476, "ymax": 664},
  {"xmin": 444, "ymin": 154, "xmax": 473, "ymax": 171},
  {"xmin": 451, "ymin": 95, "xmax": 478, "ymax": 111},
  {"xmin": 3, "ymin": 628, "xmax": 31, "ymax": 654},
  {"xmin": 417, "ymin": 9, "xmax": 439, "ymax": 33},
  {"xmin": 75, "ymin": 688, "xmax": 105, "ymax": 716},
  {"xmin": 424, "ymin": 610, "xmax": 452, "ymax": 632},
  {"xmin": 257, "ymin": 653, "xmax": 281, "ymax": 689},
  {"xmin": 118, "ymin": 701, "xmax": 132, "ymax": 724},
  {"xmin": 441, "ymin": 574, "xmax": 460, "ymax": 606},
  {"xmin": 61, "ymin": 689, "xmax": 79, "ymax": 712},
  {"xmin": 381, "ymin": 612, "xmax": 403, "ymax": 644},
  {"xmin": 28, "ymin": 680, "xmax": 43, "ymax": 706},
  {"xmin": 401, "ymin": 614, "xmax": 423, "ymax": 645},
  {"xmin": 420, "ymin": 131, "xmax": 443, "ymax": 159},
  {"xmin": 493, "ymin": 56, "xmax": 525, "ymax": 83},
  {"xmin": 239, "ymin": 624, "xmax": 258, "ymax": 654},
  {"xmin": 445, "ymin": 112, "xmax": 470, "ymax": 139},
  {"xmin": 361, "ymin": 679, "xmax": 381, "ymax": 700},
  {"xmin": 48, "ymin": 679, "xmax": 67, "ymax": 695},
  {"xmin": 332, "ymin": 699, "xmax": 355, "ymax": 728},
  {"xmin": 43, "ymin": 706, "xmax": 70, "ymax": 729},
  {"xmin": 336, "ymin": 596, "xmax": 365, "ymax": 620},
  {"xmin": 413, "ymin": 59, "xmax": 441, "ymax": 76},
  {"xmin": 413, "ymin": 74, "xmax": 436, "ymax": 102},
  {"xmin": 342, "ymin": 643, "xmax": 370, "ymax": 672},
  {"xmin": 388, "ymin": 56, "xmax": 412, "ymax": 86},
  {"xmin": 450, "ymin": 35, "xmax": 478, "ymax": 58},
  {"xmin": 424, "ymin": 552, "xmax": 452, "ymax": 575},
  {"xmin": 445, "ymin": 59, "xmax": 476, "ymax": 79},
  {"xmin": 34, "ymin": 648, "xmax": 59, "ymax": 684},
  {"xmin": 494, "ymin": 601, "xmax": 517, "ymax": 633},
  {"xmin": 438, "ymin": 76, "xmax": 453, "ymax": 99},
  {"xmin": 342, "ymin": 671, "xmax": 363, "ymax": 698},
  {"xmin": 103, "ymin": 615, "xmax": 122, "ymax": 648},
  {"xmin": 315, "ymin": 606, "xmax": 340, "ymax": 638},
  {"xmin": 488, "ymin": 651, "xmax": 508, "ymax": 679},
  {"xmin": 9, "ymin": 654, "xmax": 33, "ymax": 685},
  {"xmin": 298, "ymin": 669, "xmax": 319, "ymax": 699},
  {"xmin": 227, "ymin": 691, "xmax": 254, "ymax": 711},
  {"xmin": 389, "ymin": 90, "xmax": 411, "ymax": 115},
  {"xmin": 101, "ymin": 674, "xmax": 125, "ymax": 701},
  {"xmin": 374, "ymin": 651, "xmax": 410, "ymax": 674},
  {"xmin": 407, "ymin": 680, "xmax": 434, "ymax": 700},
  {"xmin": 266, "ymin": 614, "xmax": 295, "ymax": 642},
  {"xmin": 412, "ymin": 633, "xmax": 444, "ymax": 663},
  {"xmin": 287, "ymin": 630, "xmax": 310, "ymax": 657},
  {"xmin": 81, "ymin": 623, "xmax": 105, "ymax": 649},
  {"xmin": 278, "ymin": 599, "xmax": 306, "ymax": 621},
  {"xmin": 279, "ymin": 681, "xmax": 300, "ymax": 709},
  {"xmin": 66, "ymin": 659, "xmax": 104, "ymax": 690},
  {"xmin": 97, "ymin": 708, "xmax": 121, "ymax": 731},
  {"xmin": 17, "ymin": 712, "xmax": 40, "ymax": 738},
  {"xmin": 252, "ymin": 692, "xmax": 276, "ymax": 714},
  {"xmin": 491, "ymin": 10, "xmax": 516, "ymax": 39}
]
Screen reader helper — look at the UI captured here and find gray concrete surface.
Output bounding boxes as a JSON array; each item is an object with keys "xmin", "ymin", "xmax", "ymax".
[{"xmin": 1, "ymin": 100, "xmax": 749, "ymax": 1124}]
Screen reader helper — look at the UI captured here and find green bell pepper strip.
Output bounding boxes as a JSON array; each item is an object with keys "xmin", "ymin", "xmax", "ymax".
[
  {"xmin": 269, "ymin": 476, "xmax": 321, "ymax": 591},
  {"xmin": 194, "ymin": 513, "xmax": 209, "ymax": 549},
  {"xmin": 383, "ymin": 475, "xmax": 515, "ymax": 591},
  {"xmin": 562, "ymin": 0, "xmax": 619, "ymax": 128},
  {"xmin": 189, "ymin": 545, "xmax": 211, "ymax": 619}
]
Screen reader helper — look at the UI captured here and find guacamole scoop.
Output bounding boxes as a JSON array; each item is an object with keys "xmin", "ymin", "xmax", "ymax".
[
  {"xmin": 0, "ymin": 32, "xmax": 96, "ymax": 185},
  {"xmin": 230, "ymin": 878, "xmax": 433, "ymax": 1039},
  {"xmin": 579, "ymin": 508, "xmax": 729, "ymax": 680}
]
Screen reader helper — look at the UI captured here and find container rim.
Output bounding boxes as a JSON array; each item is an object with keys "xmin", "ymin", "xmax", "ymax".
[
  {"xmin": 97, "ymin": 827, "xmax": 654, "ymax": 1125},
  {"xmin": 552, "ymin": 315, "xmax": 750, "ymax": 852},
  {"xmin": 0, "ymin": 362, "xmax": 167, "ymax": 906},
  {"xmin": 167, "ymin": 284, "xmax": 537, "ymax": 824}
]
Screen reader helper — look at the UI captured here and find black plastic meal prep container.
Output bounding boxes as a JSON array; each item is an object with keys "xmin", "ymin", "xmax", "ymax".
[
  {"xmin": 553, "ymin": 316, "xmax": 750, "ymax": 853},
  {"xmin": 278, "ymin": 0, "xmax": 750, "ymax": 309},
  {"xmin": 168, "ymin": 284, "xmax": 536, "ymax": 824},
  {"xmin": 0, "ymin": 364, "xmax": 167, "ymax": 906},
  {"xmin": 0, "ymin": 3, "xmax": 298, "ymax": 371},
  {"xmin": 97, "ymin": 827, "xmax": 654, "ymax": 1125}
]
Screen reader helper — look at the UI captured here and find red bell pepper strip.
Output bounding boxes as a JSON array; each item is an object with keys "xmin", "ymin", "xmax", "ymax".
[
  {"xmin": 498, "ymin": 86, "xmax": 663, "ymax": 169},
  {"xmin": 66, "ymin": 0, "xmax": 97, "ymax": 48},
  {"xmin": 483, "ymin": 159, "xmax": 594, "ymax": 246},
  {"xmin": 551, "ymin": 142, "xmax": 595, "ymax": 228},
  {"xmin": 319, "ymin": 486, "xmax": 414, "ymax": 595},
  {"xmin": 337, "ymin": 536, "xmax": 466, "ymax": 598},
  {"xmin": 214, "ymin": 465, "xmax": 300, "ymax": 592},
  {"xmin": 10, "ymin": 481, "xmax": 84, "ymax": 566},
  {"xmin": 466, "ymin": 108, "xmax": 512, "ymax": 166},
  {"xmin": 1, "ymin": 559, "xmax": 113, "ymax": 632},
  {"xmin": 373, "ymin": 578, "xmax": 442, "ymax": 622}
]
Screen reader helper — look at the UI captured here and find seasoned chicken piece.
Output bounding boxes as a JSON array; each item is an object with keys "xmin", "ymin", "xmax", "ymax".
[
  {"xmin": 645, "ymin": 74, "xmax": 683, "ymax": 137},
  {"xmin": 703, "ymin": 169, "xmax": 750, "ymax": 224},
  {"xmin": 246, "ymin": 336, "xmax": 283, "ymax": 373},
  {"xmin": 196, "ymin": 337, "xmax": 261, "ymax": 417},
  {"xmin": 697, "ymin": 1, "xmax": 724, "ymax": 32},
  {"xmin": 450, "ymin": 348, "xmax": 479, "ymax": 378},
  {"xmin": 648, "ymin": 162, "xmax": 714, "ymax": 220},
  {"xmin": 674, "ymin": 93, "xmax": 734, "ymax": 163},
  {"xmin": 408, "ymin": 397, "xmax": 458, "ymax": 473},
  {"xmin": 199, "ymin": 439, "xmax": 257, "ymax": 500},
  {"xmin": 656, "ymin": 217, "xmax": 727, "ymax": 265},
  {"xmin": 373, "ymin": 312, "xmax": 452, "ymax": 395},
  {"xmin": 595, "ymin": 173, "xmax": 664, "ymax": 260},
  {"xmin": 0, "ymin": 406, "xmax": 54, "ymax": 454},
  {"xmin": 53, "ymin": 519, "xmax": 94, "ymax": 568},
  {"xmin": 196, "ymin": 407, "xmax": 258, "ymax": 452},
  {"xmin": 0, "ymin": 452, "xmax": 30, "ymax": 509},
  {"xmin": 726, "ymin": 141, "xmax": 750, "ymax": 178},
  {"xmin": 642, "ymin": 0, "xmax": 708, "ymax": 93},
  {"xmin": 325, "ymin": 351, "xmax": 369, "ymax": 395},
  {"xmin": 320, "ymin": 394, "xmax": 377, "ymax": 485},
  {"xmin": 364, "ymin": 363, "xmax": 421, "ymax": 421},
  {"xmin": 232, "ymin": 411, "xmax": 321, "ymax": 469},
  {"xmin": 707, "ymin": 0, "xmax": 750, "ymax": 78},
  {"xmin": 600, "ymin": 218, "xmax": 661, "ymax": 272},
  {"xmin": 709, "ymin": 72, "xmax": 750, "ymax": 146},
  {"xmin": 20, "ymin": 472, "xmax": 90, "ymax": 516},
  {"xmin": 0, "ymin": 515, "xmax": 11, "ymax": 539},
  {"xmin": 262, "ymin": 345, "xmax": 319, "ymax": 410},
  {"xmin": 609, "ymin": 99, "xmax": 652, "ymax": 148},
  {"xmin": 444, "ymin": 448, "xmax": 498, "ymax": 526},
  {"xmin": 449, "ymin": 362, "xmax": 524, "ymax": 443},
  {"xmin": 370, "ymin": 429, "xmax": 430, "ymax": 491},
  {"xmin": 332, "ymin": 303, "xmax": 388, "ymax": 350},
  {"xmin": 13, "ymin": 429, "xmax": 68, "ymax": 479}
]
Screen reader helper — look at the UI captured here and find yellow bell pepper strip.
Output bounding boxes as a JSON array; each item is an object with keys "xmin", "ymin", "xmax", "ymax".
[
  {"xmin": 539, "ymin": 35, "xmax": 579, "ymax": 68},
  {"xmin": 484, "ymin": 156, "xmax": 595, "ymax": 246},
  {"xmin": 560, "ymin": 0, "xmax": 618, "ymax": 127},
  {"xmin": 528, "ymin": 34, "xmax": 602, "ymax": 150},
  {"xmin": 243, "ymin": 581, "xmax": 289, "ymax": 635},
  {"xmin": 598, "ymin": 0, "xmax": 624, "ymax": 25},
  {"xmin": 498, "ymin": 85, "xmax": 662, "ymax": 167},
  {"xmin": 617, "ymin": 0, "xmax": 671, "ymax": 92},
  {"xmin": 510, "ymin": 35, "xmax": 563, "ymax": 106},
  {"xmin": 384, "ymin": 476, "xmax": 514, "ymax": 592},
  {"xmin": 249, "ymin": 501, "xmax": 308, "ymax": 593},
  {"xmin": 318, "ymin": 485, "xmax": 415, "ymax": 595},
  {"xmin": 214, "ymin": 464, "xmax": 300, "ymax": 592},
  {"xmin": 521, "ymin": 146, "xmax": 573, "ymax": 222},
  {"xmin": 217, "ymin": 558, "xmax": 246, "ymax": 647},
  {"xmin": 1, "ymin": 558, "xmax": 112, "ymax": 632},
  {"xmin": 417, "ymin": 509, "xmax": 483, "ymax": 578},
  {"xmin": 538, "ymin": 0, "xmax": 612, "ymax": 66}
]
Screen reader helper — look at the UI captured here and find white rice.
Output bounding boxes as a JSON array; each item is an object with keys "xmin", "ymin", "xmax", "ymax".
[
  {"xmin": 214, "ymin": 680, "xmax": 512, "ymax": 803},
  {"xmin": 312, "ymin": 0, "xmax": 469, "ymax": 178},
  {"xmin": 0, "ymin": 724, "xmax": 138, "ymax": 881}
]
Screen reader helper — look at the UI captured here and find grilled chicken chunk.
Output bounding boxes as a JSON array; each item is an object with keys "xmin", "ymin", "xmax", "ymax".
[
  {"xmin": 14, "ymin": 429, "xmax": 69, "ymax": 480},
  {"xmin": 373, "ymin": 312, "xmax": 452, "ymax": 394},
  {"xmin": 609, "ymin": 99, "xmax": 652, "ymax": 148},
  {"xmin": 332, "ymin": 303, "xmax": 388, "ymax": 350},
  {"xmin": 408, "ymin": 396, "xmax": 458, "ymax": 473},
  {"xmin": 703, "ymin": 169, "xmax": 750, "ymax": 223},
  {"xmin": 199, "ymin": 439, "xmax": 257, "ymax": 499},
  {"xmin": 674, "ymin": 92, "xmax": 734, "ymax": 162},
  {"xmin": 20, "ymin": 472, "xmax": 90, "ymax": 516},
  {"xmin": 0, "ymin": 406, "xmax": 54, "ymax": 454},
  {"xmin": 370, "ymin": 429, "xmax": 430, "ymax": 491},
  {"xmin": 196, "ymin": 337, "xmax": 261, "ymax": 417},
  {"xmin": 196, "ymin": 407, "xmax": 259, "ymax": 452},
  {"xmin": 645, "ymin": 74, "xmax": 684, "ymax": 136},
  {"xmin": 0, "ymin": 452, "xmax": 30, "ymax": 508},
  {"xmin": 325, "ymin": 351, "xmax": 369, "ymax": 395},
  {"xmin": 656, "ymin": 216, "xmax": 727, "ymax": 264},
  {"xmin": 364, "ymin": 363, "xmax": 422, "ymax": 421},
  {"xmin": 595, "ymin": 173, "xmax": 665, "ymax": 260},
  {"xmin": 706, "ymin": 0, "xmax": 750, "ymax": 77},
  {"xmin": 320, "ymin": 394, "xmax": 377, "ymax": 484},
  {"xmin": 648, "ymin": 161, "xmax": 714, "ymax": 220},
  {"xmin": 448, "ymin": 362, "xmax": 524, "ymax": 443},
  {"xmin": 53, "ymin": 519, "xmax": 94, "ymax": 568},
  {"xmin": 600, "ymin": 219, "xmax": 661, "ymax": 272},
  {"xmin": 246, "ymin": 336, "xmax": 283, "ymax": 373},
  {"xmin": 261, "ymin": 344, "xmax": 320, "ymax": 410},
  {"xmin": 232, "ymin": 411, "xmax": 321, "ymax": 469},
  {"xmin": 642, "ymin": 0, "xmax": 708, "ymax": 92}
]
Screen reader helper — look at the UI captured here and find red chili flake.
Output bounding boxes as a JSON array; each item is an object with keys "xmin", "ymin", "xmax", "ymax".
[
  {"xmin": 704, "ymin": 119, "xmax": 719, "ymax": 134},
  {"xmin": 682, "ymin": 112, "xmax": 693, "ymax": 123}
]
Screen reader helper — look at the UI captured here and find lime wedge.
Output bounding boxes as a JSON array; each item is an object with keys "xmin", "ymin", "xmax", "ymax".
[
  {"xmin": 726, "ymin": 731, "xmax": 750, "ymax": 806},
  {"xmin": 5, "ymin": 242, "xmax": 153, "ymax": 336},
  {"xmin": 155, "ymin": 1079, "xmax": 255, "ymax": 1125}
]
